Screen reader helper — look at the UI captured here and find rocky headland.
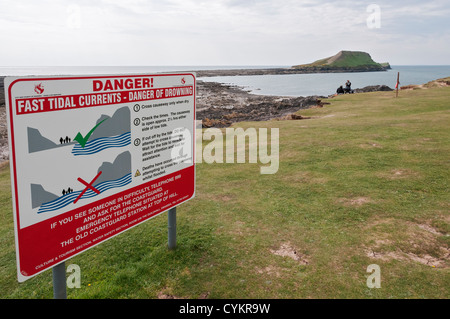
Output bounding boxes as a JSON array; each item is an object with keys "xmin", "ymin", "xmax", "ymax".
[{"xmin": 292, "ymin": 50, "xmax": 390, "ymax": 72}]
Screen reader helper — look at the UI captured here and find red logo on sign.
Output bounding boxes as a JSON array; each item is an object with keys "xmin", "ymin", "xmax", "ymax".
[
  {"xmin": 34, "ymin": 83, "xmax": 44, "ymax": 94},
  {"xmin": 181, "ymin": 77, "xmax": 186, "ymax": 85}
]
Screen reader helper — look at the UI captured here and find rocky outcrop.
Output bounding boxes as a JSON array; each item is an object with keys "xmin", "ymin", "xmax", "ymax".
[
  {"xmin": 194, "ymin": 67, "xmax": 388, "ymax": 77},
  {"xmin": 354, "ymin": 85, "xmax": 393, "ymax": 93},
  {"xmin": 0, "ymin": 77, "xmax": 4, "ymax": 108},
  {"xmin": 197, "ymin": 82, "xmax": 324, "ymax": 127}
]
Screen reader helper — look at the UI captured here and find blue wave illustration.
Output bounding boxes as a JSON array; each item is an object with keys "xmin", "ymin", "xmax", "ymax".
[
  {"xmin": 37, "ymin": 173, "xmax": 132, "ymax": 214},
  {"xmin": 71, "ymin": 132, "xmax": 131, "ymax": 156}
]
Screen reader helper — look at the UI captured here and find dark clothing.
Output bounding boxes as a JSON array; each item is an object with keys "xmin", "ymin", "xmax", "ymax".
[
  {"xmin": 337, "ymin": 86, "xmax": 344, "ymax": 94},
  {"xmin": 345, "ymin": 80, "xmax": 353, "ymax": 93},
  {"xmin": 345, "ymin": 81, "xmax": 351, "ymax": 89}
]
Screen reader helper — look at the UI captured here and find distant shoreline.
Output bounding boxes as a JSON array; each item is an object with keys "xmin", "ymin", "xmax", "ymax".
[
  {"xmin": 193, "ymin": 67, "xmax": 389, "ymax": 77},
  {"xmin": 0, "ymin": 66, "xmax": 389, "ymax": 107},
  {"xmin": 0, "ymin": 66, "xmax": 389, "ymax": 80}
]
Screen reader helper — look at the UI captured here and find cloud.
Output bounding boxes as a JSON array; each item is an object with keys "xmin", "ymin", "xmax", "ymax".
[{"xmin": 0, "ymin": 0, "xmax": 448, "ymax": 65}]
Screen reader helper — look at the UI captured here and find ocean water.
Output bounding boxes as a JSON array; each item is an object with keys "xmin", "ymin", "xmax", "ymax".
[
  {"xmin": 1, "ymin": 65, "xmax": 449, "ymax": 97},
  {"xmin": 199, "ymin": 66, "xmax": 450, "ymax": 97},
  {"xmin": 0, "ymin": 65, "xmax": 280, "ymax": 76}
]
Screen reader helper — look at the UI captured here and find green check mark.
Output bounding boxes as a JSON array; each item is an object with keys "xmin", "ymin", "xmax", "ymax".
[{"xmin": 74, "ymin": 118, "xmax": 108, "ymax": 148}]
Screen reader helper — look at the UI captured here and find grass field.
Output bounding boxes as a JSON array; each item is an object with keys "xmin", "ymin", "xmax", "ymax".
[{"xmin": 0, "ymin": 84, "xmax": 449, "ymax": 299}]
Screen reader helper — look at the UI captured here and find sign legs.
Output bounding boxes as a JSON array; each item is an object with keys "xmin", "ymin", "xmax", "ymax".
[
  {"xmin": 48, "ymin": 207, "xmax": 177, "ymax": 297},
  {"xmin": 52, "ymin": 262, "xmax": 67, "ymax": 299},
  {"xmin": 168, "ymin": 207, "xmax": 177, "ymax": 250}
]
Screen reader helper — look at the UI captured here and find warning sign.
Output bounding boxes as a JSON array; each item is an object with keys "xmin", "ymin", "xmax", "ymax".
[{"xmin": 5, "ymin": 73, "xmax": 196, "ymax": 282}]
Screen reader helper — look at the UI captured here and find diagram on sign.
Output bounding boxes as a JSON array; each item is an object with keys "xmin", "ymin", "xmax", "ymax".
[
  {"xmin": 25, "ymin": 106, "xmax": 133, "ymax": 214},
  {"xmin": 27, "ymin": 107, "xmax": 131, "ymax": 155},
  {"xmin": 31, "ymin": 151, "xmax": 132, "ymax": 214}
]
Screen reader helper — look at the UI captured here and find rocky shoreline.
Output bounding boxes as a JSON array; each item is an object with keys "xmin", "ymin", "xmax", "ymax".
[
  {"xmin": 196, "ymin": 80, "xmax": 327, "ymax": 127},
  {"xmin": 0, "ymin": 107, "xmax": 7, "ymax": 163},
  {"xmin": 194, "ymin": 66, "xmax": 389, "ymax": 77},
  {"xmin": 0, "ymin": 77, "xmax": 8, "ymax": 162}
]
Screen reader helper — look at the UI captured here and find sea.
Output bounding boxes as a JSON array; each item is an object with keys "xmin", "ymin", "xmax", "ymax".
[
  {"xmin": 199, "ymin": 65, "xmax": 450, "ymax": 97},
  {"xmin": 1, "ymin": 65, "xmax": 450, "ymax": 97}
]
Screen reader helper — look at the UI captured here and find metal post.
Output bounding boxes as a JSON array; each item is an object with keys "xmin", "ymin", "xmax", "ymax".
[
  {"xmin": 396, "ymin": 72, "xmax": 400, "ymax": 98},
  {"xmin": 168, "ymin": 207, "xmax": 177, "ymax": 250},
  {"xmin": 52, "ymin": 262, "xmax": 67, "ymax": 299}
]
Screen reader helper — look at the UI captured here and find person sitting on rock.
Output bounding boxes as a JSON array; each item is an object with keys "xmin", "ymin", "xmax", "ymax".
[
  {"xmin": 344, "ymin": 80, "xmax": 353, "ymax": 93},
  {"xmin": 336, "ymin": 85, "xmax": 345, "ymax": 94}
]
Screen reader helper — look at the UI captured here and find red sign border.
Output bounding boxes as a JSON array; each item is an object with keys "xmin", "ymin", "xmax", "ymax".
[{"xmin": 6, "ymin": 73, "xmax": 196, "ymax": 282}]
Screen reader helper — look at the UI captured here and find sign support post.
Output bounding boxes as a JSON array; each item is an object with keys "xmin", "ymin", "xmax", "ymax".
[
  {"xmin": 168, "ymin": 207, "xmax": 177, "ymax": 250},
  {"xmin": 52, "ymin": 262, "xmax": 67, "ymax": 299},
  {"xmin": 395, "ymin": 72, "xmax": 400, "ymax": 98}
]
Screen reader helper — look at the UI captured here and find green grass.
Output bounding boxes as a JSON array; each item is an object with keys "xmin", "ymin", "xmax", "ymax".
[{"xmin": 1, "ymin": 86, "xmax": 449, "ymax": 299}]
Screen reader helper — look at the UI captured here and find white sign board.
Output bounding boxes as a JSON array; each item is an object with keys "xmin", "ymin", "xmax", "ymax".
[{"xmin": 5, "ymin": 73, "xmax": 195, "ymax": 282}]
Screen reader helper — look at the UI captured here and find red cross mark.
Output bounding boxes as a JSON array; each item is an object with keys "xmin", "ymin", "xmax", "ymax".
[{"xmin": 73, "ymin": 171, "xmax": 102, "ymax": 204}]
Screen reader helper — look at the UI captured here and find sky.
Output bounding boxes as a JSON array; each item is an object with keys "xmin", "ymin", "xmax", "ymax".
[{"xmin": 0, "ymin": 0, "xmax": 449, "ymax": 66}]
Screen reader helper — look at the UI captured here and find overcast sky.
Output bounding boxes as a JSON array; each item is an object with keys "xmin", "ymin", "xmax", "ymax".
[{"xmin": 0, "ymin": 0, "xmax": 449, "ymax": 66}]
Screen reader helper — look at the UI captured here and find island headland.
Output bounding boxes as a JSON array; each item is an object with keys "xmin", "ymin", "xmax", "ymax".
[{"xmin": 195, "ymin": 50, "xmax": 390, "ymax": 77}]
